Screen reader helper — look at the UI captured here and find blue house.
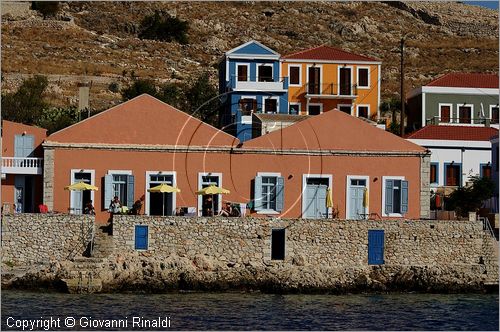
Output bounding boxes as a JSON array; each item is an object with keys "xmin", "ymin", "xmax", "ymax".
[{"xmin": 219, "ymin": 40, "xmax": 289, "ymax": 142}]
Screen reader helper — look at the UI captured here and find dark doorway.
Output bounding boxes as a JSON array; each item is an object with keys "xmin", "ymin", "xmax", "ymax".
[{"xmin": 271, "ymin": 229, "xmax": 286, "ymax": 260}]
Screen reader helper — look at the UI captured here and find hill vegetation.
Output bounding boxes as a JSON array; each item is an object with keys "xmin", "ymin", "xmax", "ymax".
[{"xmin": 1, "ymin": 1, "xmax": 497, "ymax": 121}]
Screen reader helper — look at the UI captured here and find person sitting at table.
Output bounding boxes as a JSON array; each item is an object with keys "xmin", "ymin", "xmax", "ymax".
[
  {"xmin": 83, "ymin": 200, "xmax": 95, "ymax": 215},
  {"xmin": 218, "ymin": 202, "xmax": 232, "ymax": 217}
]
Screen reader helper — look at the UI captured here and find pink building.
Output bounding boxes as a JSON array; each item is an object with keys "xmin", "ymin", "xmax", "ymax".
[{"xmin": 41, "ymin": 94, "xmax": 429, "ymax": 222}]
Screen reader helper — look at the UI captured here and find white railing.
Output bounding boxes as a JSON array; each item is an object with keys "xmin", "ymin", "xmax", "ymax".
[{"xmin": 1, "ymin": 157, "xmax": 43, "ymax": 175}]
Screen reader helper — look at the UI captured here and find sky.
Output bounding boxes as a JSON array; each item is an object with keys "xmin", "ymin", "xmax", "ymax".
[{"xmin": 463, "ymin": 1, "xmax": 499, "ymax": 10}]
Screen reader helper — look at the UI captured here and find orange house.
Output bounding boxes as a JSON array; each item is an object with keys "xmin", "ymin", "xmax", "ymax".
[
  {"xmin": 42, "ymin": 94, "xmax": 428, "ymax": 223},
  {"xmin": 281, "ymin": 45, "xmax": 381, "ymax": 120},
  {"xmin": 1, "ymin": 120, "xmax": 47, "ymax": 213}
]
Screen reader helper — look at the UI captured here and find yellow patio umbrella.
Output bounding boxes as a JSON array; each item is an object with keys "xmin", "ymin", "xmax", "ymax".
[
  {"xmin": 148, "ymin": 183, "xmax": 180, "ymax": 216},
  {"xmin": 64, "ymin": 181, "xmax": 98, "ymax": 191},
  {"xmin": 196, "ymin": 185, "xmax": 230, "ymax": 216},
  {"xmin": 195, "ymin": 185, "xmax": 230, "ymax": 195},
  {"xmin": 326, "ymin": 187, "xmax": 333, "ymax": 218}
]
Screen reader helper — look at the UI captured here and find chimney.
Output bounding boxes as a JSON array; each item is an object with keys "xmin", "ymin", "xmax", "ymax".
[{"xmin": 77, "ymin": 81, "xmax": 90, "ymax": 112}]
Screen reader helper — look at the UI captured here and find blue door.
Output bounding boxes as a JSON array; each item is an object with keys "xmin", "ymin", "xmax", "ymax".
[
  {"xmin": 368, "ymin": 230, "xmax": 385, "ymax": 265},
  {"xmin": 304, "ymin": 184, "xmax": 327, "ymax": 218},
  {"xmin": 135, "ymin": 225, "xmax": 148, "ymax": 250}
]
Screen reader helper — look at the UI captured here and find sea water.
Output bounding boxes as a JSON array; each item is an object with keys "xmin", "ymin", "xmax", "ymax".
[{"xmin": 1, "ymin": 291, "xmax": 498, "ymax": 330}]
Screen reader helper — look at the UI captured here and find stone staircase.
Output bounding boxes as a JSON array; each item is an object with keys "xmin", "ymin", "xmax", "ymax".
[
  {"xmin": 62, "ymin": 227, "xmax": 113, "ymax": 293},
  {"xmin": 481, "ymin": 232, "xmax": 499, "ymax": 285},
  {"xmin": 90, "ymin": 226, "xmax": 115, "ymax": 258}
]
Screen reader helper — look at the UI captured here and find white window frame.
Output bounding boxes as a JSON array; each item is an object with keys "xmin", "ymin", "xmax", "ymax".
[
  {"xmin": 301, "ymin": 174, "xmax": 333, "ymax": 218},
  {"xmin": 345, "ymin": 175, "xmax": 370, "ymax": 220},
  {"xmin": 288, "ymin": 64, "xmax": 302, "ymax": 87},
  {"xmin": 455, "ymin": 103, "xmax": 474, "ymax": 124},
  {"xmin": 69, "ymin": 169, "xmax": 95, "ymax": 214},
  {"xmin": 381, "ymin": 176, "xmax": 405, "ymax": 218},
  {"xmin": 306, "ymin": 102, "xmax": 323, "ymax": 115},
  {"xmin": 338, "ymin": 104, "xmax": 353, "ymax": 115},
  {"xmin": 256, "ymin": 172, "xmax": 281, "ymax": 215},
  {"xmin": 489, "ymin": 104, "xmax": 499, "ymax": 122},
  {"xmin": 356, "ymin": 66, "xmax": 370, "ymax": 89},
  {"xmin": 288, "ymin": 102, "xmax": 301, "ymax": 115},
  {"xmin": 107, "ymin": 170, "xmax": 132, "ymax": 206},
  {"xmin": 256, "ymin": 63, "xmax": 274, "ymax": 82},
  {"xmin": 197, "ymin": 172, "xmax": 222, "ymax": 216},
  {"xmin": 338, "ymin": 65, "xmax": 354, "ymax": 96},
  {"xmin": 262, "ymin": 96, "xmax": 279, "ymax": 114},
  {"xmin": 133, "ymin": 224, "xmax": 150, "ymax": 251},
  {"xmin": 239, "ymin": 95, "xmax": 258, "ymax": 110},
  {"xmin": 356, "ymin": 104, "xmax": 370, "ymax": 118},
  {"xmin": 236, "ymin": 63, "xmax": 250, "ymax": 82},
  {"xmin": 145, "ymin": 171, "xmax": 177, "ymax": 216},
  {"xmin": 438, "ymin": 103, "xmax": 453, "ymax": 123},
  {"xmin": 306, "ymin": 64, "xmax": 323, "ymax": 94}
]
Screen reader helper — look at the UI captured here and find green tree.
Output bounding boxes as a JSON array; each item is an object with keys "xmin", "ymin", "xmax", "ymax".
[
  {"xmin": 31, "ymin": 1, "xmax": 60, "ymax": 18},
  {"xmin": 1, "ymin": 75, "xmax": 49, "ymax": 125},
  {"xmin": 36, "ymin": 106, "xmax": 79, "ymax": 134},
  {"xmin": 121, "ymin": 79, "xmax": 159, "ymax": 101},
  {"xmin": 138, "ymin": 11, "xmax": 189, "ymax": 44},
  {"xmin": 445, "ymin": 175, "xmax": 495, "ymax": 217},
  {"xmin": 159, "ymin": 82, "xmax": 186, "ymax": 110},
  {"xmin": 380, "ymin": 96, "xmax": 401, "ymax": 125},
  {"xmin": 185, "ymin": 72, "xmax": 220, "ymax": 126}
]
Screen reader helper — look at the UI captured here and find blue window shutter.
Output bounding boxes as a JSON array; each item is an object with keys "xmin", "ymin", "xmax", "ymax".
[
  {"xmin": 25, "ymin": 135, "xmax": 34, "ymax": 157},
  {"xmin": 104, "ymin": 174, "xmax": 113, "ymax": 210},
  {"xmin": 135, "ymin": 225, "xmax": 148, "ymax": 250},
  {"xmin": 401, "ymin": 180, "xmax": 409, "ymax": 214},
  {"xmin": 275, "ymin": 176, "xmax": 285, "ymax": 212},
  {"xmin": 14, "ymin": 135, "xmax": 23, "ymax": 157},
  {"xmin": 127, "ymin": 175, "xmax": 135, "ymax": 209},
  {"xmin": 254, "ymin": 176, "xmax": 263, "ymax": 211},
  {"xmin": 385, "ymin": 180, "xmax": 394, "ymax": 214}
]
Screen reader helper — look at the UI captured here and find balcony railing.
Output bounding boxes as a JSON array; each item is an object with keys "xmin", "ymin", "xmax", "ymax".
[
  {"xmin": 1, "ymin": 157, "xmax": 43, "ymax": 175},
  {"xmin": 304, "ymin": 83, "xmax": 358, "ymax": 99},
  {"xmin": 426, "ymin": 116, "xmax": 499, "ymax": 126},
  {"xmin": 227, "ymin": 76, "xmax": 288, "ymax": 92}
]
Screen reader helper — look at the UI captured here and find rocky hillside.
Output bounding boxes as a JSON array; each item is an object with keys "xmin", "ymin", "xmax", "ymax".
[{"xmin": 1, "ymin": 1, "xmax": 498, "ymax": 113}]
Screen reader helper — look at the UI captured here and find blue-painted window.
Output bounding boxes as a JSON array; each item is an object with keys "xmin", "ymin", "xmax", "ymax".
[
  {"xmin": 384, "ymin": 179, "xmax": 408, "ymax": 215},
  {"xmin": 430, "ymin": 163, "xmax": 439, "ymax": 184},
  {"xmin": 444, "ymin": 163, "xmax": 461, "ymax": 186},
  {"xmin": 254, "ymin": 175, "xmax": 284, "ymax": 212},
  {"xmin": 135, "ymin": 225, "xmax": 148, "ymax": 250},
  {"xmin": 368, "ymin": 230, "xmax": 385, "ymax": 265}
]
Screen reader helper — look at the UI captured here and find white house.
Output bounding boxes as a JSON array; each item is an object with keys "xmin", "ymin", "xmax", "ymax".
[{"xmin": 407, "ymin": 125, "xmax": 498, "ymax": 188}]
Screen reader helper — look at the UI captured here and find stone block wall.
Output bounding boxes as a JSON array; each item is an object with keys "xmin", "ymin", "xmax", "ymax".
[
  {"xmin": 1, "ymin": 214, "xmax": 94, "ymax": 265},
  {"xmin": 113, "ymin": 216, "xmax": 488, "ymax": 268}
]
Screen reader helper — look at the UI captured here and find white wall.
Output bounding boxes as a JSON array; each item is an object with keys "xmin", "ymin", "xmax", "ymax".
[{"xmin": 408, "ymin": 139, "xmax": 492, "ymax": 187}]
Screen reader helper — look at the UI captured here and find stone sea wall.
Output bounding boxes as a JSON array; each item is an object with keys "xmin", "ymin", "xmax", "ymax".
[
  {"xmin": 1, "ymin": 214, "xmax": 498, "ymax": 293},
  {"xmin": 113, "ymin": 216, "xmax": 486, "ymax": 267},
  {"xmin": 1, "ymin": 213, "xmax": 94, "ymax": 265}
]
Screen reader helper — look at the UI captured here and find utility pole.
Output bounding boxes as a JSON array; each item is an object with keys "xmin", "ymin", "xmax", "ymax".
[{"xmin": 400, "ymin": 37, "xmax": 405, "ymax": 137}]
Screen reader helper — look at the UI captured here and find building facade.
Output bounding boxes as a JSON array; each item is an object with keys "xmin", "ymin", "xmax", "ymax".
[
  {"xmin": 219, "ymin": 40, "xmax": 289, "ymax": 142},
  {"xmin": 407, "ymin": 125, "xmax": 497, "ymax": 191},
  {"xmin": 407, "ymin": 73, "xmax": 499, "ymax": 131},
  {"xmin": 1, "ymin": 120, "xmax": 47, "ymax": 213},
  {"xmin": 281, "ymin": 45, "xmax": 381, "ymax": 119},
  {"xmin": 42, "ymin": 94, "xmax": 429, "ymax": 223}
]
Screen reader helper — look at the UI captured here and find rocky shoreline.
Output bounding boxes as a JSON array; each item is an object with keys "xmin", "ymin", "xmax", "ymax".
[{"xmin": 2, "ymin": 254, "xmax": 498, "ymax": 294}]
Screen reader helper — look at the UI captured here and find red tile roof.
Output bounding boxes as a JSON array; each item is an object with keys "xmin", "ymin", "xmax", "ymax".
[
  {"xmin": 282, "ymin": 45, "xmax": 379, "ymax": 62},
  {"xmin": 406, "ymin": 125, "xmax": 498, "ymax": 141},
  {"xmin": 426, "ymin": 73, "xmax": 498, "ymax": 89}
]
